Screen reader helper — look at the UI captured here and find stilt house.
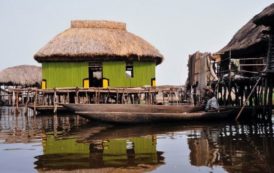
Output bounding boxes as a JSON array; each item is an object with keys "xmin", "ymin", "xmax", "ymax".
[
  {"xmin": 34, "ymin": 20, "xmax": 163, "ymax": 89},
  {"xmin": 216, "ymin": 3, "xmax": 274, "ymax": 110},
  {"xmin": 185, "ymin": 52, "xmax": 219, "ymax": 102},
  {"xmin": 0, "ymin": 65, "xmax": 41, "ymax": 88}
]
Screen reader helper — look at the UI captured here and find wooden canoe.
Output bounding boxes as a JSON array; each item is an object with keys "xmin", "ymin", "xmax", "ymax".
[
  {"xmin": 63, "ymin": 104, "xmax": 203, "ymax": 113},
  {"xmin": 63, "ymin": 104, "xmax": 236, "ymax": 123}
]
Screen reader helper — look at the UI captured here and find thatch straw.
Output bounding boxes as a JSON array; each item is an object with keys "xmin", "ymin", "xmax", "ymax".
[
  {"xmin": 71, "ymin": 20, "xmax": 126, "ymax": 30},
  {"xmin": 254, "ymin": 3, "xmax": 274, "ymax": 26},
  {"xmin": 0, "ymin": 65, "xmax": 41, "ymax": 86},
  {"xmin": 34, "ymin": 20, "xmax": 163, "ymax": 64},
  {"xmin": 218, "ymin": 4, "xmax": 274, "ymax": 58}
]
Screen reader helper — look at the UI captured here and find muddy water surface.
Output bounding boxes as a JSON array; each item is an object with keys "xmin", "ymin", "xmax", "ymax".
[{"xmin": 0, "ymin": 107, "xmax": 273, "ymax": 173}]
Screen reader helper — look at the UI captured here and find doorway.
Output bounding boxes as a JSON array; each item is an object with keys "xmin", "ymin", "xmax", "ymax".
[{"xmin": 89, "ymin": 62, "xmax": 102, "ymax": 87}]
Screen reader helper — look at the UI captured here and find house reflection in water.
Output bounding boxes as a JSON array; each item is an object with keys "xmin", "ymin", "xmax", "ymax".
[
  {"xmin": 188, "ymin": 123, "xmax": 274, "ymax": 173},
  {"xmin": 35, "ymin": 134, "xmax": 164, "ymax": 172}
]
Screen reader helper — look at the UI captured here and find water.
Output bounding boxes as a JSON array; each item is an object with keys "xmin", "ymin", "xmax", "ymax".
[{"xmin": 0, "ymin": 107, "xmax": 273, "ymax": 173}]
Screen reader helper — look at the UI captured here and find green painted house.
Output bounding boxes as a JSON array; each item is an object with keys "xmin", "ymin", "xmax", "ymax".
[{"xmin": 34, "ymin": 20, "xmax": 163, "ymax": 89}]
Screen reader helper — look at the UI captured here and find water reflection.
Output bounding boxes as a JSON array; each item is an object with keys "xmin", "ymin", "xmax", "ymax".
[
  {"xmin": 187, "ymin": 123, "xmax": 274, "ymax": 173},
  {"xmin": 35, "ymin": 125, "xmax": 165, "ymax": 172},
  {"xmin": 0, "ymin": 107, "xmax": 89, "ymax": 144},
  {"xmin": 0, "ymin": 107, "xmax": 273, "ymax": 173}
]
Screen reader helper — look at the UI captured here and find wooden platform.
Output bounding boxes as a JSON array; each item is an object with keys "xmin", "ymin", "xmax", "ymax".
[{"xmin": 1, "ymin": 86, "xmax": 185, "ymax": 113}]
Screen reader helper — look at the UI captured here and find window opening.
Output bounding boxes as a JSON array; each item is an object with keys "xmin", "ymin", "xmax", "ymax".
[{"xmin": 126, "ymin": 62, "xmax": 133, "ymax": 78}]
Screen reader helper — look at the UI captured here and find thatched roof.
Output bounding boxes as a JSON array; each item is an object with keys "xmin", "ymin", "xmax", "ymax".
[
  {"xmin": 254, "ymin": 3, "xmax": 274, "ymax": 26},
  {"xmin": 218, "ymin": 5, "xmax": 273, "ymax": 58},
  {"xmin": 0, "ymin": 65, "xmax": 41, "ymax": 86},
  {"xmin": 34, "ymin": 20, "xmax": 163, "ymax": 64}
]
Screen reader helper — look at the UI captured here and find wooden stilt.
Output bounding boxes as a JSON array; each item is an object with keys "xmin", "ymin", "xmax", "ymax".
[
  {"xmin": 267, "ymin": 78, "xmax": 273, "ymax": 120},
  {"xmin": 53, "ymin": 114, "xmax": 58, "ymax": 137},
  {"xmin": 116, "ymin": 89, "xmax": 119, "ymax": 104},
  {"xmin": 33, "ymin": 90, "xmax": 37, "ymax": 113},
  {"xmin": 75, "ymin": 88, "xmax": 79, "ymax": 104},
  {"xmin": 24, "ymin": 90, "xmax": 30, "ymax": 115},
  {"xmin": 53, "ymin": 89, "xmax": 58, "ymax": 114},
  {"xmin": 263, "ymin": 78, "xmax": 268, "ymax": 119},
  {"xmin": 0, "ymin": 86, "xmax": 2, "ymax": 105},
  {"xmin": 16, "ymin": 91, "xmax": 19, "ymax": 114}
]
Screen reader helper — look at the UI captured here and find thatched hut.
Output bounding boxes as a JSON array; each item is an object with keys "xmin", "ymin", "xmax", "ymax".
[
  {"xmin": 254, "ymin": 3, "xmax": 274, "ymax": 73},
  {"xmin": 217, "ymin": 4, "xmax": 274, "ymax": 77},
  {"xmin": 218, "ymin": 4, "xmax": 274, "ymax": 58},
  {"xmin": 218, "ymin": 21, "xmax": 269, "ymax": 59},
  {"xmin": 34, "ymin": 20, "xmax": 163, "ymax": 89},
  {"xmin": 254, "ymin": 3, "xmax": 274, "ymax": 27},
  {"xmin": 0, "ymin": 65, "xmax": 41, "ymax": 87}
]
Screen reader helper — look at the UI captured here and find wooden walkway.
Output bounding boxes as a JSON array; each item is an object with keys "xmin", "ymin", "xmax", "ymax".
[{"xmin": 0, "ymin": 86, "xmax": 185, "ymax": 113}]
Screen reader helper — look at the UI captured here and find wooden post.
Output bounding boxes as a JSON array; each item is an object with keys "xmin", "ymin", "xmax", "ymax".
[
  {"xmin": 75, "ymin": 88, "xmax": 79, "ymax": 104},
  {"xmin": 34, "ymin": 90, "xmax": 38, "ymax": 113},
  {"xmin": 16, "ymin": 90, "xmax": 19, "ymax": 113},
  {"xmin": 53, "ymin": 114, "xmax": 58, "ymax": 137},
  {"xmin": 42, "ymin": 92, "xmax": 45, "ymax": 106},
  {"xmin": 263, "ymin": 78, "xmax": 268, "ymax": 118},
  {"xmin": 228, "ymin": 50, "xmax": 232, "ymax": 105},
  {"xmin": 67, "ymin": 92, "xmax": 70, "ymax": 104},
  {"xmin": 0, "ymin": 85, "xmax": 2, "ymax": 105},
  {"xmin": 121, "ymin": 89, "xmax": 124, "ymax": 104},
  {"xmin": 98, "ymin": 90, "xmax": 101, "ymax": 104},
  {"xmin": 24, "ymin": 89, "xmax": 30, "ymax": 115},
  {"xmin": 115, "ymin": 89, "xmax": 118, "ymax": 104},
  {"xmin": 162, "ymin": 91, "xmax": 165, "ymax": 105},
  {"xmin": 53, "ymin": 89, "xmax": 58, "ymax": 114},
  {"xmin": 12, "ymin": 90, "xmax": 15, "ymax": 107},
  {"xmin": 170, "ymin": 89, "xmax": 173, "ymax": 104},
  {"xmin": 85, "ymin": 91, "xmax": 88, "ymax": 104},
  {"xmin": 267, "ymin": 77, "xmax": 273, "ymax": 120}
]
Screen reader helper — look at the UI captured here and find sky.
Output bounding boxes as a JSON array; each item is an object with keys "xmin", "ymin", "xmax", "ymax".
[{"xmin": 0, "ymin": 0, "xmax": 273, "ymax": 85}]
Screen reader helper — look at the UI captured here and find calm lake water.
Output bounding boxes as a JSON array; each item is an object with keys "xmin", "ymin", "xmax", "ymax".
[{"xmin": 0, "ymin": 107, "xmax": 273, "ymax": 173}]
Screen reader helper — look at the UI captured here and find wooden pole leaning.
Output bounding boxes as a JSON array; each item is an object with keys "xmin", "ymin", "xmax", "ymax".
[{"xmin": 235, "ymin": 77, "xmax": 262, "ymax": 121}]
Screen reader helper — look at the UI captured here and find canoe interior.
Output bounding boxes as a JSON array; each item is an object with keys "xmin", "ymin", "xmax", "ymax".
[{"xmin": 63, "ymin": 104, "xmax": 203, "ymax": 113}]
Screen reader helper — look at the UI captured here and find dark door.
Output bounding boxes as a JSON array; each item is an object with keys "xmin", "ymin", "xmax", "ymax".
[{"xmin": 89, "ymin": 62, "xmax": 102, "ymax": 87}]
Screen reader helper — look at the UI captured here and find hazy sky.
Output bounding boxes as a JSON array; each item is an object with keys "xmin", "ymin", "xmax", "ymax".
[{"xmin": 0, "ymin": 0, "xmax": 273, "ymax": 85}]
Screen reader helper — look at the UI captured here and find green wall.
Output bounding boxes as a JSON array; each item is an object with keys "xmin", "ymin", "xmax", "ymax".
[
  {"xmin": 103, "ymin": 61, "xmax": 155, "ymax": 87},
  {"xmin": 42, "ymin": 61, "xmax": 155, "ymax": 88},
  {"xmin": 43, "ymin": 135, "xmax": 156, "ymax": 156},
  {"xmin": 42, "ymin": 135, "xmax": 158, "ymax": 166},
  {"xmin": 43, "ymin": 135, "xmax": 89, "ymax": 154},
  {"xmin": 42, "ymin": 62, "xmax": 88, "ymax": 88}
]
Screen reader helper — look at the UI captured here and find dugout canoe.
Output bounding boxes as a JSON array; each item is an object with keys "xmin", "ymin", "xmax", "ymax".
[{"xmin": 63, "ymin": 104, "xmax": 236, "ymax": 123}]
